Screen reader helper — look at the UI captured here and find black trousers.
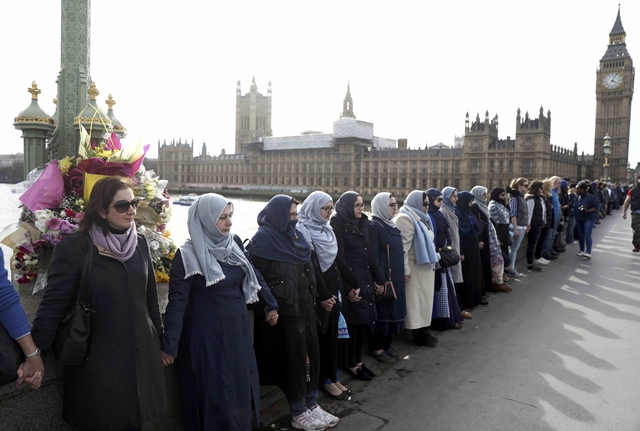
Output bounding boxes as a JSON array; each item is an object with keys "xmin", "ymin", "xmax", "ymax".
[
  {"xmin": 347, "ymin": 324, "xmax": 367, "ymax": 368},
  {"xmin": 527, "ymin": 225, "xmax": 542, "ymax": 264}
]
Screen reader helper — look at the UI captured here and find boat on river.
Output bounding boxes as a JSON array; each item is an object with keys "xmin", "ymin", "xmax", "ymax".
[{"xmin": 174, "ymin": 194, "xmax": 198, "ymax": 206}]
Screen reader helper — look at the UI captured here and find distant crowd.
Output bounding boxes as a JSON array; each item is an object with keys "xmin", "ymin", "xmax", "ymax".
[{"xmin": 2, "ymin": 174, "xmax": 639, "ymax": 431}]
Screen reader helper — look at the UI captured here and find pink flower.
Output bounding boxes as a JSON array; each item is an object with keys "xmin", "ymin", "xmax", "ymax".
[{"xmin": 46, "ymin": 217, "xmax": 63, "ymax": 231}]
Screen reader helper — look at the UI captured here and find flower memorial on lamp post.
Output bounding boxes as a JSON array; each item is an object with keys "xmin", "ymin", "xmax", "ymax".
[{"xmin": 2, "ymin": 123, "xmax": 176, "ymax": 293}]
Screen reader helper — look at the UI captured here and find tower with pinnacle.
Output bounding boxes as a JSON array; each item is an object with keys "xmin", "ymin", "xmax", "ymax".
[{"xmin": 234, "ymin": 77, "xmax": 272, "ymax": 154}]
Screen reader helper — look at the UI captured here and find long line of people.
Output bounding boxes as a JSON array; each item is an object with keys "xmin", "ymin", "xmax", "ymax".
[{"xmin": 5, "ymin": 175, "xmax": 630, "ymax": 431}]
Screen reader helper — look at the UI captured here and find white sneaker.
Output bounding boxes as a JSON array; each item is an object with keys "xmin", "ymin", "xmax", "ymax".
[
  {"xmin": 539, "ymin": 257, "xmax": 551, "ymax": 264},
  {"xmin": 310, "ymin": 405, "xmax": 340, "ymax": 427},
  {"xmin": 582, "ymin": 252, "xmax": 591, "ymax": 259},
  {"xmin": 534, "ymin": 259, "xmax": 549, "ymax": 266},
  {"xmin": 292, "ymin": 409, "xmax": 328, "ymax": 431},
  {"xmin": 576, "ymin": 251, "xmax": 584, "ymax": 257}
]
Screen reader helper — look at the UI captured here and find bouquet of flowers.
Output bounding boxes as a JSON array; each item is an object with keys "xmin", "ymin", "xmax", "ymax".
[{"xmin": 4, "ymin": 125, "xmax": 176, "ymax": 292}]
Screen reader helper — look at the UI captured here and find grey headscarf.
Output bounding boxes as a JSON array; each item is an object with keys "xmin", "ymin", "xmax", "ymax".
[
  {"xmin": 371, "ymin": 192, "xmax": 396, "ymax": 228},
  {"xmin": 297, "ymin": 191, "xmax": 338, "ymax": 272},
  {"xmin": 179, "ymin": 193, "xmax": 260, "ymax": 304},
  {"xmin": 471, "ymin": 185, "xmax": 489, "ymax": 218}
]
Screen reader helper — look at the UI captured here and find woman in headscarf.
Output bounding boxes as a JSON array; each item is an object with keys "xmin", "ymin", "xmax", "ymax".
[
  {"xmin": 161, "ymin": 193, "xmax": 279, "ymax": 431},
  {"xmin": 331, "ymin": 191, "xmax": 385, "ymax": 382},
  {"xmin": 426, "ymin": 188, "xmax": 464, "ymax": 330},
  {"xmin": 456, "ymin": 191, "xmax": 487, "ymax": 310},
  {"xmin": 488, "ymin": 187, "xmax": 512, "ymax": 260},
  {"xmin": 471, "ymin": 186, "xmax": 511, "ymax": 293},
  {"xmin": 440, "ymin": 187, "xmax": 472, "ymax": 319},
  {"xmin": 251, "ymin": 195, "xmax": 339, "ymax": 430},
  {"xmin": 297, "ymin": 191, "xmax": 351, "ymax": 400},
  {"xmin": 367, "ymin": 192, "xmax": 406, "ymax": 363},
  {"xmin": 395, "ymin": 190, "xmax": 439, "ymax": 346}
]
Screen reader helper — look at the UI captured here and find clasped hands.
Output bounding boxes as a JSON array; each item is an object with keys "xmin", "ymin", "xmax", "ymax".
[
  {"xmin": 16, "ymin": 356, "xmax": 45, "ymax": 390},
  {"xmin": 321, "ymin": 295, "xmax": 337, "ymax": 312}
]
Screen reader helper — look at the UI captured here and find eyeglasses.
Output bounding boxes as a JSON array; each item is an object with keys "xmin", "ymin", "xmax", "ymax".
[
  {"xmin": 389, "ymin": 203, "xmax": 398, "ymax": 209},
  {"xmin": 290, "ymin": 212, "xmax": 299, "ymax": 218},
  {"xmin": 109, "ymin": 199, "xmax": 140, "ymax": 213},
  {"xmin": 354, "ymin": 203, "xmax": 366, "ymax": 209},
  {"xmin": 436, "ymin": 197, "xmax": 443, "ymax": 202},
  {"xmin": 423, "ymin": 201, "xmax": 429, "ymax": 207},
  {"xmin": 321, "ymin": 205, "xmax": 334, "ymax": 212},
  {"xmin": 521, "ymin": 184, "xmax": 530, "ymax": 188}
]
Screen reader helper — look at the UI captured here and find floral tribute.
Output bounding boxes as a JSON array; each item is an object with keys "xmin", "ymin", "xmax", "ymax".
[{"xmin": 4, "ymin": 125, "xmax": 176, "ymax": 291}]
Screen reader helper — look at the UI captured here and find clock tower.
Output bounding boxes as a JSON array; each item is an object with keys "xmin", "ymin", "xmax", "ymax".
[{"xmin": 594, "ymin": 6, "xmax": 635, "ymax": 181}]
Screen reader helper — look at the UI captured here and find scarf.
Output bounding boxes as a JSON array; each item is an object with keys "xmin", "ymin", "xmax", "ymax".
[
  {"xmin": 400, "ymin": 190, "xmax": 439, "ymax": 265},
  {"xmin": 471, "ymin": 185, "xmax": 489, "ymax": 219},
  {"xmin": 334, "ymin": 191, "xmax": 360, "ymax": 225},
  {"xmin": 252, "ymin": 194, "xmax": 312, "ymax": 265},
  {"xmin": 371, "ymin": 192, "xmax": 396, "ymax": 228},
  {"xmin": 456, "ymin": 191, "xmax": 479, "ymax": 238},
  {"xmin": 490, "ymin": 187, "xmax": 507, "ymax": 207},
  {"xmin": 89, "ymin": 224, "xmax": 138, "ymax": 262},
  {"xmin": 297, "ymin": 191, "xmax": 338, "ymax": 272},
  {"xmin": 180, "ymin": 193, "xmax": 261, "ymax": 304},
  {"xmin": 440, "ymin": 186, "xmax": 459, "ymax": 225}
]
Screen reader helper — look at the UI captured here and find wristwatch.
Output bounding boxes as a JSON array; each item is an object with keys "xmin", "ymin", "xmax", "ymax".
[{"xmin": 25, "ymin": 348, "xmax": 41, "ymax": 358}]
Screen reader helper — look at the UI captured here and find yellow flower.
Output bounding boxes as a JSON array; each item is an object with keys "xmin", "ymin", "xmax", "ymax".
[
  {"xmin": 155, "ymin": 271, "xmax": 170, "ymax": 283},
  {"xmin": 162, "ymin": 230, "xmax": 172, "ymax": 238},
  {"xmin": 58, "ymin": 156, "xmax": 74, "ymax": 175}
]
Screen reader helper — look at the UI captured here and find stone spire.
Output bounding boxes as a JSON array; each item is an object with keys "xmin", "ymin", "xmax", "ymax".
[{"xmin": 340, "ymin": 81, "xmax": 355, "ymax": 119}]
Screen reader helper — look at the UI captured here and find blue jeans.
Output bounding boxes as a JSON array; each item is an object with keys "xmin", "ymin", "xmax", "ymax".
[
  {"xmin": 542, "ymin": 217, "xmax": 559, "ymax": 257},
  {"xmin": 288, "ymin": 389, "xmax": 318, "ymax": 417},
  {"xmin": 565, "ymin": 216, "xmax": 576, "ymax": 243},
  {"xmin": 576, "ymin": 219, "xmax": 596, "ymax": 253},
  {"xmin": 508, "ymin": 226, "xmax": 526, "ymax": 272}
]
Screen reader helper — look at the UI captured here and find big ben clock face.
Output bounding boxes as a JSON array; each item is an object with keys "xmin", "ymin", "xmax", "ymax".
[{"xmin": 603, "ymin": 72, "xmax": 623, "ymax": 89}]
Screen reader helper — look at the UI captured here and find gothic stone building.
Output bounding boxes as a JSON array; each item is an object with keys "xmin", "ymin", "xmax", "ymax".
[{"xmin": 158, "ymin": 10, "xmax": 633, "ymax": 198}]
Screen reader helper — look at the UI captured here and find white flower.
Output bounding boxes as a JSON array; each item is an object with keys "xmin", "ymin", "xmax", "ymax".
[{"xmin": 150, "ymin": 240, "xmax": 160, "ymax": 250}]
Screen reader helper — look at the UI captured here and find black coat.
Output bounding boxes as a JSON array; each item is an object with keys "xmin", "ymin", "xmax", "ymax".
[
  {"xmin": 330, "ymin": 214, "xmax": 385, "ymax": 327},
  {"xmin": 251, "ymin": 256, "xmax": 320, "ymax": 401},
  {"xmin": 32, "ymin": 232, "xmax": 166, "ymax": 431}
]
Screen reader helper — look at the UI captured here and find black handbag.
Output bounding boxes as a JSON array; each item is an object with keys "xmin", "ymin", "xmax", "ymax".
[
  {"xmin": 376, "ymin": 244, "xmax": 397, "ymax": 302},
  {"xmin": 52, "ymin": 238, "xmax": 95, "ymax": 365},
  {"xmin": 0, "ymin": 322, "xmax": 23, "ymax": 387},
  {"xmin": 438, "ymin": 244, "xmax": 460, "ymax": 268}
]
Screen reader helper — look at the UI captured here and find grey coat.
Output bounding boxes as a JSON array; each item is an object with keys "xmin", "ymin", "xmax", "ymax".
[
  {"xmin": 32, "ymin": 232, "xmax": 166, "ymax": 431},
  {"xmin": 439, "ymin": 206, "xmax": 463, "ymax": 283}
]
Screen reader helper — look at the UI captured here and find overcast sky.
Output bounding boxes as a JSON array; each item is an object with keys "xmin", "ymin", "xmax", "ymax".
[{"xmin": 1, "ymin": 1, "xmax": 638, "ymax": 169}]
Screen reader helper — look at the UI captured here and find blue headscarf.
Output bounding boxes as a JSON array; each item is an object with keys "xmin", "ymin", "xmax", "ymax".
[
  {"xmin": 252, "ymin": 194, "xmax": 312, "ymax": 265},
  {"xmin": 297, "ymin": 191, "xmax": 337, "ymax": 272},
  {"xmin": 456, "ymin": 191, "xmax": 479, "ymax": 238},
  {"xmin": 399, "ymin": 190, "xmax": 439, "ymax": 265}
]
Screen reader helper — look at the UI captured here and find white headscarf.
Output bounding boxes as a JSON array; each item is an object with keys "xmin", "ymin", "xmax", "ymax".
[
  {"xmin": 371, "ymin": 192, "xmax": 397, "ymax": 228},
  {"xmin": 179, "ymin": 193, "xmax": 261, "ymax": 304},
  {"xmin": 297, "ymin": 191, "xmax": 338, "ymax": 272},
  {"xmin": 471, "ymin": 185, "xmax": 490, "ymax": 218}
]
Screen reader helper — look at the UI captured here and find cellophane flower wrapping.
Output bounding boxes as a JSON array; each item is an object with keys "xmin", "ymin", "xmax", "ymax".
[{"xmin": 4, "ymin": 126, "xmax": 175, "ymax": 291}]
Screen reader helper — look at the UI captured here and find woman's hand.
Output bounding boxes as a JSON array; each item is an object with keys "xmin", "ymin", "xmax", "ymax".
[
  {"xmin": 374, "ymin": 283, "xmax": 385, "ymax": 296},
  {"xmin": 404, "ymin": 274, "xmax": 411, "ymax": 283},
  {"xmin": 479, "ymin": 241, "xmax": 484, "ymax": 249},
  {"xmin": 160, "ymin": 351, "xmax": 175, "ymax": 367},
  {"xmin": 321, "ymin": 295, "xmax": 337, "ymax": 312},
  {"xmin": 348, "ymin": 288, "xmax": 361, "ymax": 302},
  {"xmin": 460, "ymin": 254, "xmax": 465, "ymax": 262},
  {"xmin": 265, "ymin": 309, "xmax": 279, "ymax": 325},
  {"xmin": 16, "ymin": 356, "xmax": 44, "ymax": 390}
]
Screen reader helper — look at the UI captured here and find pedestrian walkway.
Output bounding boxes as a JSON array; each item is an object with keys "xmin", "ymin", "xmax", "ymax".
[{"xmin": 261, "ymin": 211, "xmax": 640, "ymax": 430}]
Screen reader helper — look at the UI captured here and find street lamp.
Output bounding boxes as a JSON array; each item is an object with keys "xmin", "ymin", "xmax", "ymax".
[
  {"xmin": 628, "ymin": 163, "xmax": 632, "ymax": 185},
  {"xmin": 603, "ymin": 134, "xmax": 612, "ymax": 181}
]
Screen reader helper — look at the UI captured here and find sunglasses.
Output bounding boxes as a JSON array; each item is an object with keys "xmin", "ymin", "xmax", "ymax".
[
  {"xmin": 436, "ymin": 197, "xmax": 443, "ymax": 202},
  {"xmin": 109, "ymin": 198, "xmax": 140, "ymax": 213},
  {"xmin": 321, "ymin": 205, "xmax": 335, "ymax": 212},
  {"xmin": 423, "ymin": 201, "xmax": 429, "ymax": 206}
]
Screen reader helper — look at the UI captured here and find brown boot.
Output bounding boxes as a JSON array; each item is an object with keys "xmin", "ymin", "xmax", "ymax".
[{"xmin": 493, "ymin": 283, "xmax": 512, "ymax": 293}]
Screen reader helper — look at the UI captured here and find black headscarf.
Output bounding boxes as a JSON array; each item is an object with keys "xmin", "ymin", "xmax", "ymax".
[
  {"xmin": 426, "ymin": 188, "xmax": 451, "ymax": 245},
  {"xmin": 251, "ymin": 194, "xmax": 311, "ymax": 265},
  {"xmin": 335, "ymin": 191, "xmax": 360, "ymax": 225},
  {"xmin": 490, "ymin": 187, "xmax": 507, "ymax": 206},
  {"xmin": 456, "ymin": 191, "xmax": 478, "ymax": 238}
]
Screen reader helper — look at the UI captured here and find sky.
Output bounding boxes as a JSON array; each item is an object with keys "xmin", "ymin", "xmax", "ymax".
[{"xmin": 1, "ymin": 1, "xmax": 638, "ymax": 168}]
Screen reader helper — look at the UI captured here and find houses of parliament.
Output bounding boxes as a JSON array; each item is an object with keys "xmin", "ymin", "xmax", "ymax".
[{"xmin": 158, "ymin": 10, "xmax": 634, "ymax": 198}]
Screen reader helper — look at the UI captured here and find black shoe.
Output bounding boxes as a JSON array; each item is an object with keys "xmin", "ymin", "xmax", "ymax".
[
  {"xmin": 385, "ymin": 347, "xmax": 401, "ymax": 360},
  {"xmin": 359, "ymin": 363, "xmax": 376, "ymax": 378},
  {"xmin": 479, "ymin": 300, "xmax": 489, "ymax": 306},
  {"xmin": 414, "ymin": 337, "xmax": 438, "ymax": 347},
  {"xmin": 543, "ymin": 255, "xmax": 558, "ymax": 260},
  {"xmin": 370, "ymin": 350, "xmax": 395, "ymax": 363},
  {"xmin": 342, "ymin": 389, "xmax": 353, "ymax": 396},
  {"xmin": 346, "ymin": 367, "xmax": 372, "ymax": 381},
  {"xmin": 554, "ymin": 247, "xmax": 566, "ymax": 253},
  {"xmin": 321, "ymin": 385, "xmax": 350, "ymax": 400},
  {"xmin": 527, "ymin": 265, "xmax": 542, "ymax": 272}
]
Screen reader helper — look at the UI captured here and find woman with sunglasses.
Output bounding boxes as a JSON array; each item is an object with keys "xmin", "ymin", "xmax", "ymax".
[
  {"xmin": 161, "ymin": 193, "xmax": 279, "ymax": 430},
  {"xmin": 331, "ymin": 191, "xmax": 385, "ymax": 382},
  {"xmin": 395, "ymin": 190, "xmax": 440, "ymax": 346},
  {"xmin": 252, "ymin": 195, "xmax": 339, "ymax": 430},
  {"xmin": 426, "ymin": 189, "xmax": 464, "ymax": 330},
  {"xmin": 31, "ymin": 177, "xmax": 166, "ymax": 431},
  {"xmin": 297, "ymin": 191, "xmax": 352, "ymax": 400},
  {"xmin": 367, "ymin": 192, "xmax": 406, "ymax": 363}
]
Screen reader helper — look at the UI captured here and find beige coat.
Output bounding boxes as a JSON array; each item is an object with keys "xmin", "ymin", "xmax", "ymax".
[{"xmin": 394, "ymin": 212, "xmax": 435, "ymax": 330}]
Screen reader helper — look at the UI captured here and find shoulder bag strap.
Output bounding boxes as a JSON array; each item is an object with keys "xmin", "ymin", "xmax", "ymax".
[{"xmin": 78, "ymin": 236, "xmax": 94, "ymax": 306}]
